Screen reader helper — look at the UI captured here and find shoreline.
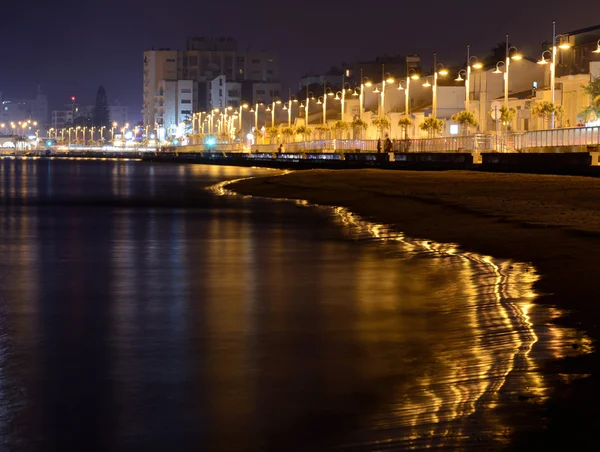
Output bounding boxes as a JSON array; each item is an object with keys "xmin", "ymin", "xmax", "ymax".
[{"xmin": 228, "ymin": 168, "xmax": 600, "ymax": 448}]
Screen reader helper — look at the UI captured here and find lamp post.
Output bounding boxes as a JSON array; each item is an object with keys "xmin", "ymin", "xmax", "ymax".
[
  {"xmin": 378, "ymin": 67, "xmax": 395, "ymax": 117},
  {"xmin": 397, "ymin": 68, "xmax": 420, "ymax": 117},
  {"xmin": 537, "ymin": 22, "xmax": 571, "ymax": 128},
  {"xmin": 285, "ymin": 95, "xmax": 298, "ymax": 127},
  {"xmin": 499, "ymin": 35, "xmax": 522, "ymax": 109},
  {"xmin": 422, "ymin": 55, "xmax": 448, "ymax": 119},
  {"xmin": 455, "ymin": 46, "xmax": 482, "ymax": 112},
  {"xmin": 269, "ymin": 95, "xmax": 282, "ymax": 128},
  {"xmin": 303, "ymin": 91, "xmax": 314, "ymax": 126},
  {"xmin": 359, "ymin": 75, "xmax": 372, "ymax": 117},
  {"xmin": 111, "ymin": 122, "xmax": 117, "ymax": 141},
  {"xmin": 238, "ymin": 103, "xmax": 249, "ymax": 137},
  {"xmin": 318, "ymin": 84, "xmax": 334, "ymax": 126}
]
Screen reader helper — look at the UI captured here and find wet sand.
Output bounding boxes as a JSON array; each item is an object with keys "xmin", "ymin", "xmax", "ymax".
[{"xmin": 229, "ymin": 169, "xmax": 600, "ymax": 449}]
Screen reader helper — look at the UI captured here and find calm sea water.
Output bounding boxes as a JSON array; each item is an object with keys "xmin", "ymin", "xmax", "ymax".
[{"xmin": 0, "ymin": 158, "xmax": 588, "ymax": 451}]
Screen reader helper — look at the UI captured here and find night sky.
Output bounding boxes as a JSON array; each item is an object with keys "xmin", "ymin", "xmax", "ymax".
[{"xmin": 2, "ymin": 0, "xmax": 599, "ymax": 121}]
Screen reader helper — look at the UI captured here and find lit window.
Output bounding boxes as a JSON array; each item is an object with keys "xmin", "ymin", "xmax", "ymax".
[{"xmin": 449, "ymin": 124, "xmax": 459, "ymax": 135}]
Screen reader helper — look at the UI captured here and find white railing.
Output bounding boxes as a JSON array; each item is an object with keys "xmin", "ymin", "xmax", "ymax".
[{"xmin": 515, "ymin": 126, "xmax": 600, "ymax": 150}]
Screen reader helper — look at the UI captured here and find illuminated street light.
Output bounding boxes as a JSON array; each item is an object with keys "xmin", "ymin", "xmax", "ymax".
[
  {"xmin": 454, "ymin": 45, "xmax": 482, "ymax": 112},
  {"xmin": 538, "ymin": 22, "xmax": 572, "ymax": 128},
  {"xmin": 492, "ymin": 35, "xmax": 522, "ymax": 109}
]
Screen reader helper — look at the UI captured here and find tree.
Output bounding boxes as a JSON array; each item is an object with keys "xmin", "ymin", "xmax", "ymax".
[
  {"xmin": 296, "ymin": 125, "xmax": 312, "ymax": 141},
  {"xmin": 580, "ymin": 76, "xmax": 600, "ymax": 124},
  {"xmin": 331, "ymin": 120, "xmax": 350, "ymax": 139},
  {"xmin": 397, "ymin": 116, "xmax": 413, "ymax": 140},
  {"xmin": 419, "ymin": 117, "xmax": 444, "ymax": 137},
  {"xmin": 451, "ymin": 110, "xmax": 478, "ymax": 135},
  {"xmin": 266, "ymin": 126, "xmax": 279, "ymax": 143},
  {"xmin": 491, "ymin": 105, "xmax": 517, "ymax": 129},
  {"xmin": 483, "ymin": 41, "xmax": 515, "ymax": 67},
  {"xmin": 315, "ymin": 125, "xmax": 330, "ymax": 140},
  {"xmin": 372, "ymin": 117, "xmax": 391, "ymax": 138},
  {"xmin": 281, "ymin": 127, "xmax": 295, "ymax": 143},
  {"xmin": 351, "ymin": 118, "xmax": 368, "ymax": 139},
  {"xmin": 531, "ymin": 101, "xmax": 564, "ymax": 128},
  {"xmin": 94, "ymin": 86, "xmax": 110, "ymax": 127}
]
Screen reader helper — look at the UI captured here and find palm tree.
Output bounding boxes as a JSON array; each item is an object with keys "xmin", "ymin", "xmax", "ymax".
[
  {"xmin": 266, "ymin": 126, "xmax": 279, "ymax": 144},
  {"xmin": 531, "ymin": 101, "xmax": 564, "ymax": 128},
  {"xmin": 451, "ymin": 110, "xmax": 478, "ymax": 135},
  {"xmin": 331, "ymin": 120, "xmax": 350, "ymax": 139},
  {"xmin": 296, "ymin": 125, "xmax": 312, "ymax": 141},
  {"xmin": 419, "ymin": 118, "xmax": 444, "ymax": 138},
  {"xmin": 372, "ymin": 117, "xmax": 391, "ymax": 138},
  {"xmin": 398, "ymin": 116, "xmax": 413, "ymax": 140},
  {"xmin": 281, "ymin": 127, "xmax": 295, "ymax": 143},
  {"xmin": 351, "ymin": 118, "xmax": 368, "ymax": 139},
  {"xmin": 315, "ymin": 125, "xmax": 330, "ymax": 140}
]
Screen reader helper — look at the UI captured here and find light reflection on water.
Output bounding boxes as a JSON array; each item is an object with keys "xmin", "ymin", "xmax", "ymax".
[
  {"xmin": 215, "ymin": 178, "xmax": 593, "ymax": 450},
  {"xmin": 0, "ymin": 160, "xmax": 592, "ymax": 451}
]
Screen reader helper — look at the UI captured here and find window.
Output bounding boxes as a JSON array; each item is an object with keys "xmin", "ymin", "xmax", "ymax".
[
  {"xmin": 236, "ymin": 56, "xmax": 245, "ymax": 63},
  {"xmin": 166, "ymin": 58, "xmax": 175, "ymax": 63},
  {"xmin": 219, "ymin": 78, "xmax": 223, "ymax": 86},
  {"xmin": 219, "ymin": 89, "xmax": 222, "ymax": 96},
  {"xmin": 449, "ymin": 124, "xmax": 459, "ymax": 135},
  {"xmin": 181, "ymin": 110, "xmax": 191, "ymax": 115},
  {"xmin": 252, "ymin": 59, "xmax": 260, "ymax": 64},
  {"xmin": 181, "ymin": 99, "xmax": 191, "ymax": 104},
  {"xmin": 181, "ymin": 88, "xmax": 191, "ymax": 93},
  {"xmin": 239, "ymin": 69, "xmax": 243, "ymax": 75},
  {"xmin": 256, "ymin": 90, "xmax": 265, "ymax": 95}
]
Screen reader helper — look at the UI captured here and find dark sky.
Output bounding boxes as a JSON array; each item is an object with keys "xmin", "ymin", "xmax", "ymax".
[{"xmin": 1, "ymin": 0, "xmax": 599, "ymax": 121}]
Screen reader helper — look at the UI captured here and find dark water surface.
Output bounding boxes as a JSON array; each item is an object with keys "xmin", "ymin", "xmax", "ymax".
[{"xmin": 0, "ymin": 158, "xmax": 590, "ymax": 451}]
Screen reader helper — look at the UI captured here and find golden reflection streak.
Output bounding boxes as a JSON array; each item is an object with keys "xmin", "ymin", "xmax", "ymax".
[{"xmin": 210, "ymin": 176, "xmax": 592, "ymax": 449}]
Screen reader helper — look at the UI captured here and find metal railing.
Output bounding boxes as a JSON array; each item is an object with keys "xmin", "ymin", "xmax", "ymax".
[{"xmin": 515, "ymin": 126, "xmax": 600, "ymax": 150}]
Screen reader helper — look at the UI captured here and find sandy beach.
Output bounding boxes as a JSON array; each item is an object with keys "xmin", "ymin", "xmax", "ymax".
[{"xmin": 229, "ymin": 169, "xmax": 600, "ymax": 448}]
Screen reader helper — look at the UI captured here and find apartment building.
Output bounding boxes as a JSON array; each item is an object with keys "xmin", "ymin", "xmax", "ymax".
[{"xmin": 143, "ymin": 37, "xmax": 281, "ymax": 131}]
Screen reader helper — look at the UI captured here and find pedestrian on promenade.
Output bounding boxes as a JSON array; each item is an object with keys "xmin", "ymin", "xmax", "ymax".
[
  {"xmin": 384, "ymin": 135, "xmax": 392, "ymax": 153},
  {"xmin": 377, "ymin": 138, "xmax": 382, "ymax": 153}
]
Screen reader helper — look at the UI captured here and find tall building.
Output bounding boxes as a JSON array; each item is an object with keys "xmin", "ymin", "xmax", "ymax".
[
  {"xmin": 156, "ymin": 80, "xmax": 194, "ymax": 137},
  {"xmin": 143, "ymin": 37, "xmax": 281, "ymax": 132},
  {"xmin": 0, "ymin": 87, "xmax": 48, "ymax": 126},
  {"xmin": 143, "ymin": 49, "xmax": 178, "ymax": 126}
]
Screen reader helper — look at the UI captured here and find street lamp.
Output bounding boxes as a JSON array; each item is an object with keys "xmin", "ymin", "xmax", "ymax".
[
  {"xmin": 317, "ymin": 85, "xmax": 333, "ymax": 126},
  {"xmin": 359, "ymin": 76, "xmax": 372, "ymax": 117},
  {"xmin": 454, "ymin": 45, "xmax": 482, "ymax": 112},
  {"xmin": 111, "ymin": 122, "xmax": 118, "ymax": 140},
  {"xmin": 422, "ymin": 55, "xmax": 447, "ymax": 118},
  {"xmin": 269, "ymin": 96, "xmax": 282, "ymax": 127},
  {"xmin": 284, "ymin": 95, "xmax": 298, "ymax": 127},
  {"xmin": 238, "ymin": 103, "xmax": 249, "ymax": 137},
  {"xmin": 378, "ymin": 68, "xmax": 395, "ymax": 117},
  {"xmin": 537, "ymin": 22, "xmax": 571, "ymax": 128},
  {"xmin": 397, "ymin": 68, "xmax": 420, "ymax": 117},
  {"xmin": 493, "ymin": 35, "xmax": 522, "ymax": 109}
]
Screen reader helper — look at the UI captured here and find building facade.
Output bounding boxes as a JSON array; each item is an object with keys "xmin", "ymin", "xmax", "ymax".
[
  {"xmin": 143, "ymin": 37, "xmax": 281, "ymax": 133},
  {"xmin": 0, "ymin": 87, "xmax": 48, "ymax": 127},
  {"xmin": 156, "ymin": 80, "xmax": 194, "ymax": 138}
]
